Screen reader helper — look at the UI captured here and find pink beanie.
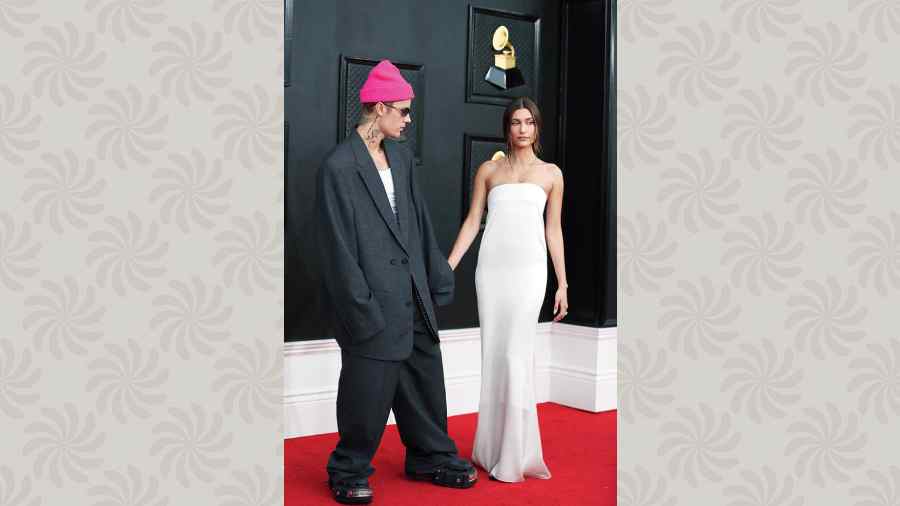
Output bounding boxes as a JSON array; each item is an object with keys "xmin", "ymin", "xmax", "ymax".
[{"xmin": 359, "ymin": 60, "xmax": 414, "ymax": 103}]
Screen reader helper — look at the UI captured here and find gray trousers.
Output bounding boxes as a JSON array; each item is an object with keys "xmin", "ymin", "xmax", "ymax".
[{"xmin": 325, "ymin": 284, "xmax": 459, "ymax": 483}]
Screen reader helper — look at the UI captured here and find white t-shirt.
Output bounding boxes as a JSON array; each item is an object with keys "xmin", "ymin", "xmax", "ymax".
[{"xmin": 377, "ymin": 167, "xmax": 397, "ymax": 216}]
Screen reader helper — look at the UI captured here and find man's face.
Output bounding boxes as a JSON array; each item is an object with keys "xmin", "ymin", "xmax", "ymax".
[
  {"xmin": 377, "ymin": 100, "xmax": 412, "ymax": 139},
  {"xmin": 509, "ymin": 108, "xmax": 536, "ymax": 150}
]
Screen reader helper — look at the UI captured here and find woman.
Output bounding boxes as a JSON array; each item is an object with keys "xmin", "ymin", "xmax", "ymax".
[{"xmin": 446, "ymin": 97, "xmax": 568, "ymax": 482}]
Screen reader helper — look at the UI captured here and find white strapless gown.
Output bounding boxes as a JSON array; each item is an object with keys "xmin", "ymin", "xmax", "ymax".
[{"xmin": 471, "ymin": 182, "xmax": 552, "ymax": 482}]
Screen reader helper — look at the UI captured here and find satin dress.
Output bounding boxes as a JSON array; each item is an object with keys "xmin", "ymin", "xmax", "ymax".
[{"xmin": 471, "ymin": 182, "xmax": 552, "ymax": 482}]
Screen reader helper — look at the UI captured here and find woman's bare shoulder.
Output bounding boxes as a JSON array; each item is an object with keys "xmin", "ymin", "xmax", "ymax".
[
  {"xmin": 538, "ymin": 160, "xmax": 563, "ymax": 179},
  {"xmin": 478, "ymin": 158, "xmax": 502, "ymax": 177}
]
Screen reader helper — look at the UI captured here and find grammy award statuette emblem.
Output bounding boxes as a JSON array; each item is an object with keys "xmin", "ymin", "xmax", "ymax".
[{"xmin": 484, "ymin": 25, "xmax": 525, "ymax": 90}]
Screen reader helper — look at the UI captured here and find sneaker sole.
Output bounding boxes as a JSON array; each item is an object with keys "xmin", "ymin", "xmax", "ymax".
[{"xmin": 406, "ymin": 472, "xmax": 478, "ymax": 489}]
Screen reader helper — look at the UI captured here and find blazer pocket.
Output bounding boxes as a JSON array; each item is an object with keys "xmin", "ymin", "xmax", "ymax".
[
  {"xmin": 370, "ymin": 288, "xmax": 403, "ymax": 326},
  {"xmin": 343, "ymin": 290, "xmax": 387, "ymax": 345}
]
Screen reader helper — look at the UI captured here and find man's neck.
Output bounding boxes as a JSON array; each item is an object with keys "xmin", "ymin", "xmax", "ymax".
[{"xmin": 356, "ymin": 124, "xmax": 385, "ymax": 154}]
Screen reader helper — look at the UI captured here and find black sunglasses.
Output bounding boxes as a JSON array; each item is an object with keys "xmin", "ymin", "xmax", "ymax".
[{"xmin": 383, "ymin": 102, "xmax": 411, "ymax": 118}]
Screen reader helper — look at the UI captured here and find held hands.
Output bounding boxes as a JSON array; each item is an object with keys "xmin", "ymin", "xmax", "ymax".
[{"xmin": 552, "ymin": 285, "xmax": 569, "ymax": 322}]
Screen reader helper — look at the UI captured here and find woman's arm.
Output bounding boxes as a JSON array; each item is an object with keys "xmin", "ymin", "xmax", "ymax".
[
  {"xmin": 447, "ymin": 161, "xmax": 492, "ymax": 270},
  {"xmin": 545, "ymin": 165, "xmax": 568, "ymax": 321}
]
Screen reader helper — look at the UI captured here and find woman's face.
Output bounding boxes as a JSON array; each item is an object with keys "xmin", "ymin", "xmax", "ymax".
[
  {"xmin": 509, "ymin": 107, "xmax": 536, "ymax": 150},
  {"xmin": 377, "ymin": 100, "xmax": 412, "ymax": 139}
]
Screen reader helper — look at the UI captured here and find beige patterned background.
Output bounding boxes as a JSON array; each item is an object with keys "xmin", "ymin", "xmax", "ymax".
[
  {"xmin": 619, "ymin": 0, "xmax": 900, "ymax": 504},
  {"xmin": 5, "ymin": 0, "xmax": 900, "ymax": 504},
  {"xmin": 1, "ymin": 1, "xmax": 282, "ymax": 504}
]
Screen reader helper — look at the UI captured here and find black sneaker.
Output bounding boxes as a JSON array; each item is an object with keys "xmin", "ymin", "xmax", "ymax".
[
  {"xmin": 406, "ymin": 459, "xmax": 478, "ymax": 489},
  {"xmin": 328, "ymin": 478, "xmax": 373, "ymax": 504}
]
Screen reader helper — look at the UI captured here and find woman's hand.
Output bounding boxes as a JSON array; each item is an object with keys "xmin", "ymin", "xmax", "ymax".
[{"xmin": 552, "ymin": 286, "xmax": 568, "ymax": 322}]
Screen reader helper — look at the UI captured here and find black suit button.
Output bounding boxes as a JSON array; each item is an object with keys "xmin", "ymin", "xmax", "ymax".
[
  {"xmin": 405, "ymin": 301, "xmax": 412, "ymax": 307},
  {"xmin": 401, "ymin": 258, "xmax": 408, "ymax": 264},
  {"xmin": 390, "ymin": 259, "xmax": 398, "ymax": 265}
]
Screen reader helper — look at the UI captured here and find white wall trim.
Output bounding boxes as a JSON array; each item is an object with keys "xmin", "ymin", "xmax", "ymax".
[
  {"xmin": 284, "ymin": 339, "xmax": 339, "ymax": 355},
  {"xmin": 284, "ymin": 322, "xmax": 615, "ymax": 438}
]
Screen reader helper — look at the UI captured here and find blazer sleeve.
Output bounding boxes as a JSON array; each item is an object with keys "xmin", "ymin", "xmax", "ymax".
[
  {"xmin": 315, "ymin": 162, "xmax": 386, "ymax": 341},
  {"xmin": 409, "ymin": 156, "xmax": 455, "ymax": 306}
]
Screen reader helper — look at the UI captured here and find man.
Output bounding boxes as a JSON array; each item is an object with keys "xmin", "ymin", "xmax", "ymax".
[{"xmin": 315, "ymin": 60, "xmax": 478, "ymax": 504}]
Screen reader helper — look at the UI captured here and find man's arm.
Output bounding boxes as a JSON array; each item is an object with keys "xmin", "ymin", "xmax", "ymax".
[
  {"xmin": 315, "ymin": 162, "xmax": 386, "ymax": 341},
  {"xmin": 409, "ymin": 157, "xmax": 455, "ymax": 306}
]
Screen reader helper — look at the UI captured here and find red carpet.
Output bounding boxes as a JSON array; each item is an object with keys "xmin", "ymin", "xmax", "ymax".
[{"xmin": 284, "ymin": 403, "xmax": 616, "ymax": 505}]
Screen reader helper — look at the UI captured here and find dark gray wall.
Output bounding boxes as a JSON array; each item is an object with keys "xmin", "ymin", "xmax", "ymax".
[
  {"xmin": 558, "ymin": 0, "xmax": 617, "ymax": 327},
  {"xmin": 286, "ymin": 0, "xmax": 614, "ymax": 341}
]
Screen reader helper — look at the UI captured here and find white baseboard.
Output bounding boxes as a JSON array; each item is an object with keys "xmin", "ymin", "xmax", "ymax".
[
  {"xmin": 284, "ymin": 323, "xmax": 616, "ymax": 438},
  {"xmin": 548, "ymin": 325, "xmax": 617, "ymax": 412}
]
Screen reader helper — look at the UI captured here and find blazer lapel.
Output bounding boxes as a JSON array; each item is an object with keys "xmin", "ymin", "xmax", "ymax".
[
  {"xmin": 350, "ymin": 133, "xmax": 409, "ymax": 255},
  {"xmin": 384, "ymin": 141, "xmax": 410, "ymax": 249}
]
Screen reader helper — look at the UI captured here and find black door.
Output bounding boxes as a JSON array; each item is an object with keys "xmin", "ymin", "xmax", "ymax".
[{"xmin": 286, "ymin": 0, "xmax": 564, "ymax": 341}]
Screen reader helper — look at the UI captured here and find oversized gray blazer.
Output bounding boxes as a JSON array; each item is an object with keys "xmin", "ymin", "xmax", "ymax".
[{"xmin": 315, "ymin": 132, "xmax": 455, "ymax": 361}]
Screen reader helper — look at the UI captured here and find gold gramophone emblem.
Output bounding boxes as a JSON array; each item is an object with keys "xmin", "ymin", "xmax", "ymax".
[
  {"xmin": 490, "ymin": 150, "xmax": 506, "ymax": 161},
  {"xmin": 484, "ymin": 25, "xmax": 525, "ymax": 90},
  {"xmin": 493, "ymin": 26, "xmax": 515, "ymax": 69}
]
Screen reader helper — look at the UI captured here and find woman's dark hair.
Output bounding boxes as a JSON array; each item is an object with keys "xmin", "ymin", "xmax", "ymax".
[{"xmin": 502, "ymin": 97, "xmax": 542, "ymax": 158}]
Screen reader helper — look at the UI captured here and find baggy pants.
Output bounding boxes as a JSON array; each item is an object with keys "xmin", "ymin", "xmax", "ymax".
[{"xmin": 326, "ymin": 283, "xmax": 459, "ymax": 482}]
